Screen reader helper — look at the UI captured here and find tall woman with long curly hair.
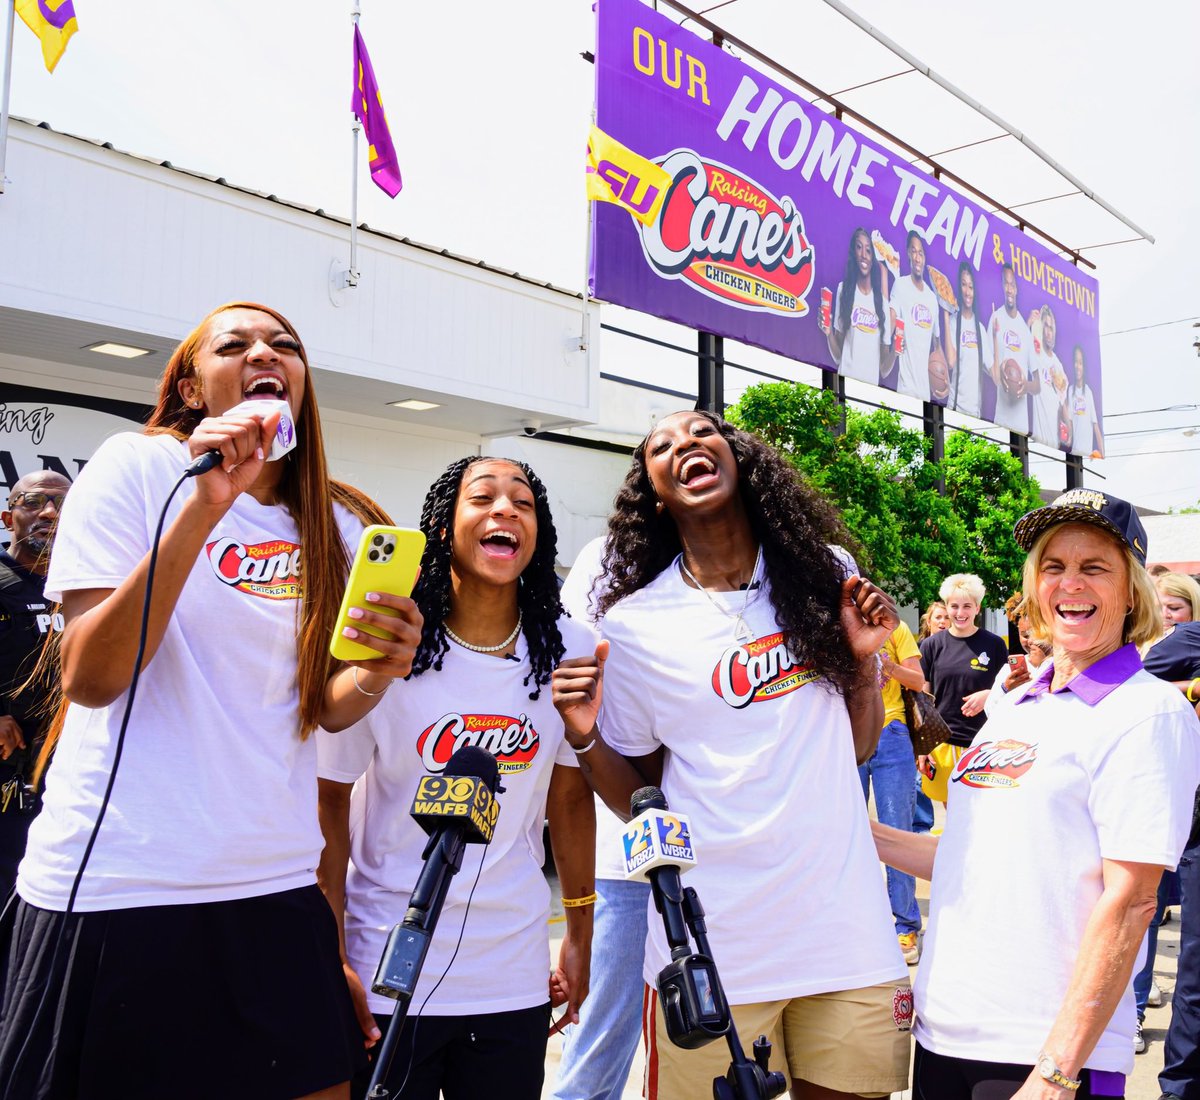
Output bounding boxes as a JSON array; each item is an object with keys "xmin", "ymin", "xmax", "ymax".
[
  {"xmin": 0, "ymin": 303, "xmax": 423, "ymax": 1100},
  {"xmin": 317, "ymin": 455, "xmax": 596, "ymax": 1100},
  {"xmin": 553, "ymin": 410, "xmax": 910, "ymax": 1100}
]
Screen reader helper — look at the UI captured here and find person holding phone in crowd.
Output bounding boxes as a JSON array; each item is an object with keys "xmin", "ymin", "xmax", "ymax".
[
  {"xmin": 0, "ymin": 303, "xmax": 422, "ymax": 1100},
  {"xmin": 318, "ymin": 456, "xmax": 595, "ymax": 1100},
  {"xmin": 552, "ymin": 410, "xmax": 911, "ymax": 1100},
  {"xmin": 876, "ymin": 490, "xmax": 1200, "ymax": 1099}
]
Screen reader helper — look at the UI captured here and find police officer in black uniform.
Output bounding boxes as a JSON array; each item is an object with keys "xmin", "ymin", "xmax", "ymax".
[{"xmin": 0, "ymin": 471, "xmax": 70, "ymax": 898}]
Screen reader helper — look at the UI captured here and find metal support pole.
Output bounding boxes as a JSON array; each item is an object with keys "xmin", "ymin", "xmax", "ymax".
[
  {"xmin": 1065, "ymin": 452, "xmax": 1084, "ymax": 490},
  {"xmin": 0, "ymin": 0, "xmax": 16, "ymax": 194},
  {"xmin": 923, "ymin": 401, "xmax": 945, "ymax": 494},
  {"xmin": 1009, "ymin": 432, "xmax": 1030, "ymax": 479},
  {"xmin": 697, "ymin": 332, "xmax": 724, "ymax": 415},
  {"xmin": 820, "ymin": 370, "xmax": 846, "ymax": 436}
]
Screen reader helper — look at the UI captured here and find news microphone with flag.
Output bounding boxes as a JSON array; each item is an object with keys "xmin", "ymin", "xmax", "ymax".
[
  {"xmin": 626, "ymin": 786, "xmax": 730, "ymax": 1050},
  {"xmin": 372, "ymin": 745, "xmax": 500, "ymax": 1003},
  {"xmin": 366, "ymin": 745, "xmax": 502, "ymax": 1099}
]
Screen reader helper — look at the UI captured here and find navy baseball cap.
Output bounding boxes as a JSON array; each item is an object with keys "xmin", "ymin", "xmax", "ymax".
[{"xmin": 1013, "ymin": 489, "xmax": 1148, "ymax": 566}]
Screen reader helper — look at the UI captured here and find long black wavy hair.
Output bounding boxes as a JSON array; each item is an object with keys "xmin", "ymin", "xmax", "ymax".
[
  {"xmin": 837, "ymin": 227, "xmax": 887, "ymax": 349},
  {"xmin": 409, "ymin": 456, "xmax": 565, "ymax": 699},
  {"xmin": 595, "ymin": 412, "xmax": 864, "ymax": 694}
]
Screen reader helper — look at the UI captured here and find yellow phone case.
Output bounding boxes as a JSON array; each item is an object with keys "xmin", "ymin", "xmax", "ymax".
[{"xmin": 329, "ymin": 526, "xmax": 426, "ymax": 663}]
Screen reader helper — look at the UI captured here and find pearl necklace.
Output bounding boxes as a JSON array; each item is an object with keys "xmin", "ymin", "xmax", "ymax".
[
  {"xmin": 444, "ymin": 612, "xmax": 522, "ymax": 654},
  {"xmin": 678, "ymin": 547, "xmax": 762, "ymax": 643}
]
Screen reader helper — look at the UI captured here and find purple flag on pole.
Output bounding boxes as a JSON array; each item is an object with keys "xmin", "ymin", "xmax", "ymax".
[{"xmin": 351, "ymin": 26, "xmax": 402, "ymax": 198}]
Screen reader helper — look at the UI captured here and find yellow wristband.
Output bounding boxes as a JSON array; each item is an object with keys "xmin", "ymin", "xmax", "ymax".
[
  {"xmin": 561, "ymin": 892, "xmax": 598, "ymax": 909},
  {"xmin": 1188, "ymin": 678, "xmax": 1200, "ymax": 704}
]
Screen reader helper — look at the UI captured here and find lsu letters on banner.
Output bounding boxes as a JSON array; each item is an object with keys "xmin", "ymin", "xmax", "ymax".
[
  {"xmin": 351, "ymin": 26, "xmax": 403, "ymax": 198},
  {"xmin": 586, "ymin": 124, "xmax": 670, "ymax": 226},
  {"xmin": 17, "ymin": 0, "xmax": 78, "ymax": 73}
]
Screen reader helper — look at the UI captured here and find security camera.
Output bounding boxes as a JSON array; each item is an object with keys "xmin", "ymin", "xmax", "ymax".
[{"xmin": 520, "ymin": 419, "xmax": 541, "ymax": 438}]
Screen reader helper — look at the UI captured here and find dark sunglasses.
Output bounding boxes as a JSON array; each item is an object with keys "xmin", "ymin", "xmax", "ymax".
[{"xmin": 7, "ymin": 492, "xmax": 67, "ymax": 511}]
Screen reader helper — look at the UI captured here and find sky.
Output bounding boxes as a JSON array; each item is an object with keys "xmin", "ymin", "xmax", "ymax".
[{"xmin": 5, "ymin": 0, "xmax": 1200, "ymax": 510}]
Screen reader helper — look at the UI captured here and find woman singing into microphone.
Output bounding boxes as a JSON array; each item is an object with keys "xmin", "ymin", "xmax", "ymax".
[
  {"xmin": 553, "ymin": 410, "xmax": 909, "ymax": 1100},
  {"xmin": 0, "ymin": 303, "xmax": 422, "ymax": 1100},
  {"xmin": 317, "ymin": 455, "xmax": 595, "ymax": 1100}
]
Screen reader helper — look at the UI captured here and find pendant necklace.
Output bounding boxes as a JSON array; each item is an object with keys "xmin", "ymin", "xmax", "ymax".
[
  {"xmin": 445, "ymin": 611, "xmax": 522, "ymax": 653},
  {"xmin": 679, "ymin": 547, "xmax": 762, "ymax": 643}
]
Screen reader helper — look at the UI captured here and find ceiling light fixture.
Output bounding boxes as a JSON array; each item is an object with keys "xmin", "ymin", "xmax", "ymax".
[
  {"xmin": 85, "ymin": 341, "xmax": 153, "ymax": 359},
  {"xmin": 390, "ymin": 399, "xmax": 441, "ymax": 412}
]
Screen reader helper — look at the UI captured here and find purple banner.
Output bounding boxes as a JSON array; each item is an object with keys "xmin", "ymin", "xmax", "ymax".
[{"xmin": 592, "ymin": 0, "xmax": 1104, "ymax": 456}]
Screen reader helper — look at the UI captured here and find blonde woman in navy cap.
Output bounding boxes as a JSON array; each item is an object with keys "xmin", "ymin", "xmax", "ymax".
[{"xmin": 874, "ymin": 489, "xmax": 1200, "ymax": 1099}]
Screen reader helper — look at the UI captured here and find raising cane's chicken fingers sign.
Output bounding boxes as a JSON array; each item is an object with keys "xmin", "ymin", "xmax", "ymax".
[{"xmin": 589, "ymin": 0, "xmax": 1105, "ymax": 448}]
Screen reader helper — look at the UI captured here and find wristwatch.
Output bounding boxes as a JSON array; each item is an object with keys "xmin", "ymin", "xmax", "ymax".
[{"xmin": 1036, "ymin": 1052, "xmax": 1081, "ymax": 1092}]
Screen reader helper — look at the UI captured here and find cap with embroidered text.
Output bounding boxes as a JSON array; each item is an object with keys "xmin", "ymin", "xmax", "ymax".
[{"xmin": 1013, "ymin": 489, "xmax": 1148, "ymax": 566}]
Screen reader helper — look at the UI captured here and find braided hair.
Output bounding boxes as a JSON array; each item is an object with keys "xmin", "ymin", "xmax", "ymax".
[
  {"xmin": 409, "ymin": 456, "xmax": 565, "ymax": 699},
  {"xmin": 594, "ymin": 412, "xmax": 864, "ymax": 695}
]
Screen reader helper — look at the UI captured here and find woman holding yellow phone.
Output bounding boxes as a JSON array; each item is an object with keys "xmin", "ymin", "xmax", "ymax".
[
  {"xmin": 0, "ymin": 302, "xmax": 421, "ymax": 1100},
  {"xmin": 317, "ymin": 455, "xmax": 596, "ymax": 1100}
]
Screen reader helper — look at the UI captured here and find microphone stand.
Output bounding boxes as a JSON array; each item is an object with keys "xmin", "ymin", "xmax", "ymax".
[
  {"xmin": 680, "ymin": 888, "xmax": 787, "ymax": 1100},
  {"xmin": 365, "ymin": 827, "xmax": 467, "ymax": 1099}
]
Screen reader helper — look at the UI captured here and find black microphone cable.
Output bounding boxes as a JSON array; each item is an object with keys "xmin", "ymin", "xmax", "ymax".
[{"xmin": 2, "ymin": 448, "xmax": 220, "ymax": 1100}]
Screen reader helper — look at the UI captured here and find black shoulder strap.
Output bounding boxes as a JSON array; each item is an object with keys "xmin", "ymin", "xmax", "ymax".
[{"xmin": 0, "ymin": 561, "xmax": 25, "ymax": 594}]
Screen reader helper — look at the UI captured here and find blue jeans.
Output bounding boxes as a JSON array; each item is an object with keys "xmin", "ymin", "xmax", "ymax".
[
  {"xmin": 859, "ymin": 720, "xmax": 921, "ymax": 934},
  {"xmin": 1133, "ymin": 870, "xmax": 1170, "ymax": 1018},
  {"xmin": 552, "ymin": 877, "xmax": 650, "ymax": 1100},
  {"xmin": 913, "ymin": 779, "xmax": 935, "ymax": 833},
  {"xmin": 1161, "ymin": 842, "xmax": 1200, "ymax": 1097}
]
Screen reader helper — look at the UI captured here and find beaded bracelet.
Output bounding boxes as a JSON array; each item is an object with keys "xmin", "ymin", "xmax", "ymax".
[
  {"xmin": 352, "ymin": 666, "xmax": 389, "ymax": 697},
  {"xmin": 561, "ymin": 892, "xmax": 598, "ymax": 908}
]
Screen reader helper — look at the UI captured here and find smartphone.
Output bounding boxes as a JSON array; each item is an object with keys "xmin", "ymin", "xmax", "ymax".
[
  {"xmin": 329, "ymin": 526, "xmax": 426, "ymax": 663},
  {"xmin": 1007, "ymin": 654, "xmax": 1027, "ymax": 677}
]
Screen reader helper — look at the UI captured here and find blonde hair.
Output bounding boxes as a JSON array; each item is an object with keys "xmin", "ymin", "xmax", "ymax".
[
  {"xmin": 939, "ymin": 573, "xmax": 986, "ymax": 606},
  {"xmin": 1156, "ymin": 572, "xmax": 1200, "ymax": 621},
  {"xmin": 1022, "ymin": 526, "xmax": 1163, "ymax": 650},
  {"xmin": 917, "ymin": 601, "xmax": 946, "ymax": 641}
]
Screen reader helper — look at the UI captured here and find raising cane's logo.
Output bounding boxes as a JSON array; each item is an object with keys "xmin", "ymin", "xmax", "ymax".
[
  {"xmin": 952, "ymin": 738, "xmax": 1038, "ymax": 790},
  {"xmin": 205, "ymin": 537, "xmax": 301, "ymax": 600},
  {"xmin": 711, "ymin": 632, "xmax": 820, "ymax": 709},
  {"xmin": 417, "ymin": 712, "xmax": 540, "ymax": 775},
  {"xmin": 639, "ymin": 150, "xmax": 814, "ymax": 316}
]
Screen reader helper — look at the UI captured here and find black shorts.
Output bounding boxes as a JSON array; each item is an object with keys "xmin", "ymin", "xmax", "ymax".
[
  {"xmin": 914, "ymin": 1041, "xmax": 1125, "ymax": 1099},
  {"xmin": 354, "ymin": 1002, "xmax": 551, "ymax": 1100},
  {"xmin": 0, "ymin": 884, "xmax": 366, "ymax": 1100}
]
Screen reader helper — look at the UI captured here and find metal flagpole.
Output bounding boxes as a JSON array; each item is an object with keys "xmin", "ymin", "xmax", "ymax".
[
  {"xmin": 0, "ymin": 0, "xmax": 17, "ymax": 195},
  {"xmin": 578, "ymin": 107, "xmax": 595, "ymax": 353},
  {"xmin": 347, "ymin": 0, "xmax": 361, "ymax": 286}
]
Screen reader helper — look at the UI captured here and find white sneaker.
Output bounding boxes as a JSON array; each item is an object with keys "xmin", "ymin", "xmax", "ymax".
[
  {"xmin": 1149, "ymin": 980, "xmax": 1164, "ymax": 1008},
  {"xmin": 1135, "ymin": 1018, "xmax": 1147, "ymax": 1055}
]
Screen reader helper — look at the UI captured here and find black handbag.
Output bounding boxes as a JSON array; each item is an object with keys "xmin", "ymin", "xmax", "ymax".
[{"xmin": 901, "ymin": 687, "xmax": 952, "ymax": 759}]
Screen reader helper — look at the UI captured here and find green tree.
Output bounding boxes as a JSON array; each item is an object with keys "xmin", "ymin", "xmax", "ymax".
[
  {"xmin": 728, "ymin": 383, "xmax": 967, "ymax": 608},
  {"xmin": 728, "ymin": 381, "xmax": 1042, "ymax": 610},
  {"xmin": 940, "ymin": 431, "xmax": 1043, "ymax": 605}
]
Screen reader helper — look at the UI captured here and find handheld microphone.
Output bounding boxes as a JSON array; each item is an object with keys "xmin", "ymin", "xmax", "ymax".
[
  {"xmin": 371, "ymin": 746, "xmax": 500, "ymax": 1003},
  {"xmin": 184, "ymin": 399, "xmax": 299, "ymax": 478}
]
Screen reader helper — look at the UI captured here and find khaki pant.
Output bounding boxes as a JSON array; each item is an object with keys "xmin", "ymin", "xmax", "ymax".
[{"xmin": 642, "ymin": 979, "xmax": 912, "ymax": 1099}]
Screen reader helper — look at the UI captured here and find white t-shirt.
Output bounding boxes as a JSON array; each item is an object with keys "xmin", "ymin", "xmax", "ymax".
[
  {"xmin": 1068, "ymin": 383, "xmax": 1099, "ymax": 455},
  {"xmin": 559, "ymin": 536, "xmax": 631, "ymax": 881},
  {"xmin": 317, "ymin": 616, "xmax": 596, "ymax": 1016},
  {"xmin": 599, "ymin": 562, "xmax": 906, "ymax": 1002},
  {"xmin": 1030, "ymin": 347, "xmax": 1065, "ymax": 448},
  {"xmin": 950, "ymin": 313, "xmax": 990, "ymax": 419},
  {"xmin": 833, "ymin": 281, "xmax": 890, "ymax": 385},
  {"xmin": 916, "ymin": 652, "xmax": 1200, "ymax": 1074},
  {"xmin": 20, "ymin": 432, "xmax": 363, "ymax": 911},
  {"xmin": 989, "ymin": 308, "xmax": 1033, "ymax": 433},
  {"xmin": 890, "ymin": 276, "xmax": 940, "ymax": 402}
]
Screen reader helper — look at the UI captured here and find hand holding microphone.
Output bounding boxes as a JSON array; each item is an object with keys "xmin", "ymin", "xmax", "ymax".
[{"xmin": 185, "ymin": 398, "xmax": 298, "ymax": 498}]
